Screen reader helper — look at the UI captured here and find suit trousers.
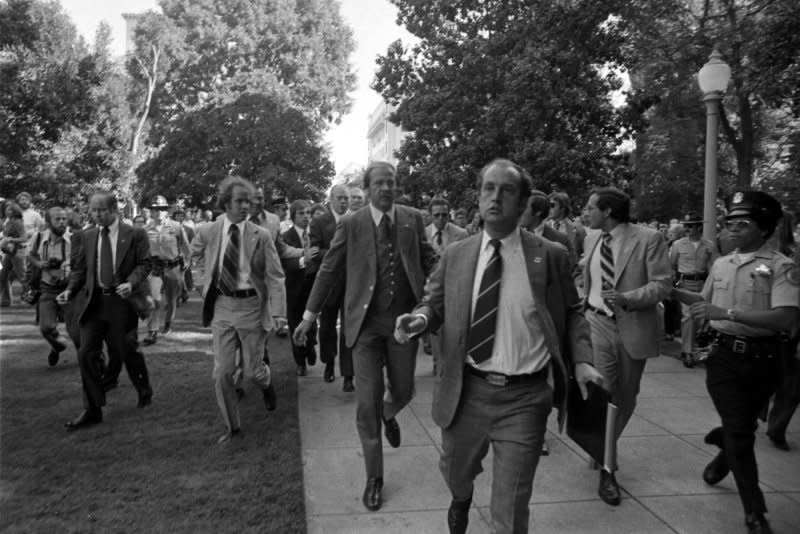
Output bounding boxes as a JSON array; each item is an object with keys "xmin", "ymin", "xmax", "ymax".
[
  {"xmin": 146, "ymin": 266, "xmax": 180, "ymax": 332},
  {"xmin": 212, "ymin": 295, "xmax": 271, "ymax": 432},
  {"xmin": 79, "ymin": 292, "xmax": 149, "ymax": 410},
  {"xmin": 319, "ymin": 295, "xmax": 353, "ymax": 377},
  {"xmin": 587, "ymin": 311, "xmax": 647, "ymax": 441},
  {"xmin": 440, "ymin": 373, "xmax": 551, "ymax": 534},
  {"xmin": 679, "ymin": 279, "xmax": 704, "ymax": 353},
  {"xmin": 352, "ymin": 316, "xmax": 417, "ymax": 478},
  {"xmin": 37, "ymin": 289, "xmax": 79, "ymax": 351},
  {"xmin": 706, "ymin": 347, "xmax": 780, "ymax": 515}
]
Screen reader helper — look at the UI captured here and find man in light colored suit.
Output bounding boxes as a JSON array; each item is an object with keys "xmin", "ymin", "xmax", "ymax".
[
  {"xmin": 582, "ymin": 186, "xmax": 671, "ymax": 505},
  {"xmin": 426, "ymin": 198, "xmax": 469, "ymax": 256},
  {"xmin": 191, "ymin": 176, "xmax": 287, "ymax": 444},
  {"xmin": 396, "ymin": 159, "xmax": 602, "ymax": 534},
  {"xmin": 294, "ymin": 162, "xmax": 438, "ymax": 511}
]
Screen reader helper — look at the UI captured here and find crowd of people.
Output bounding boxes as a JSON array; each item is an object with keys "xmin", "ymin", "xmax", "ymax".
[{"xmin": 1, "ymin": 162, "xmax": 799, "ymax": 534}]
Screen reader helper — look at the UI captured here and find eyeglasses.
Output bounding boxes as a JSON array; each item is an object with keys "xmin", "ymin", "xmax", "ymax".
[
  {"xmin": 432, "ymin": 213, "xmax": 449, "ymax": 219},
  {"xmin": 296, "ymin": 210, "xmax": 311, "ymax": 215},
  {"xmin": 726, "ymin": 220, "xmax": 753, "ymax": 231}
]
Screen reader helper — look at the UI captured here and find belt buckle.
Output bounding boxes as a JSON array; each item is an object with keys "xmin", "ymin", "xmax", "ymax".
[
  {"xmin": 732, "ymin": 339, "xmax": 747, "ymax": 354},
  {"xmin": 485, "ymin": 373, "xmax": 508, "ymax": 386}
]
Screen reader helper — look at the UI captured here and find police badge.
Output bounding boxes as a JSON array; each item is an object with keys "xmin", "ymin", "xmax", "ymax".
[{"xmin": 732, "ymin": 191, "xmax": 744, "ymax": 204}]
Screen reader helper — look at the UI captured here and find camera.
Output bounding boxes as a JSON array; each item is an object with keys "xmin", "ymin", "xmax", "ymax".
[{"xmin": 47, "ymin": 257, "xmax": 64, "ymax": 269}]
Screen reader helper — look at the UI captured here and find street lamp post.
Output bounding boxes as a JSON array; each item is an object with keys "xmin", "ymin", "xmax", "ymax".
[{"xmin": 697, "ymin": 49, "xmax": 731, "ymax": 242}]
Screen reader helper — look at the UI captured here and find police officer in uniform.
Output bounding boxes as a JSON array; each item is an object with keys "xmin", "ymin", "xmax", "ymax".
[
  {"xmin": 674, "ymin": 191, "xmax": 799, "ymax": 534},
  {"xmin": 143, "ymin": 196, "xmax": 190, "ymax": 345},
  {"xmin": 669, "ymin": 211, "xmax": 717, "ymax": 366}
]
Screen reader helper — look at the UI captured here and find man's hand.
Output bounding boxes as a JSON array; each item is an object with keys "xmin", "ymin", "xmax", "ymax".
[
  {"xmin": 575, "ymin": 362, "xmax": 605, "ymax": 400},
  {"xmin": 56, "ymin": 289, "xmax": 71, "ymax": 305},
  {"xmin": 601, "ymin": 289, "xmax": 628, "ymax": 310},
  {"xmin": 116, "ymin": 282, "xmax": 133, "ymax": 298},
  {"xmin": 394, "ymin": 313, "xmax": 426, "ymax": 344},
  {"xmin": 689, "ymin": 301, "xmax": 726, "ymax": 321},
  {"xmin": 273, "ymin": 316, "xmax": 288, "ymax": 332},
  {"xmin": 293, "ymin": 319, "xmax": 313, "ymax": 346}
]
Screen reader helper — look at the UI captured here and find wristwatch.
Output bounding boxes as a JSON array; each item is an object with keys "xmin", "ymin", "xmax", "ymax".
[{"xmin": 726, "ymin": 308, "xmax": 736, "ymax": 322}]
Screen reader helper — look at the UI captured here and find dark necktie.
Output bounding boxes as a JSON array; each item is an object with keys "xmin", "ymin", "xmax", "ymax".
[
  {"xmin": 218, "ymin": 224, "xmax": 240, "ymax": 295},
  {"xmin": 600, "ymin": 232, "xmax": 614, "ymax": 291},
  {"xmin": 467, "ymin": 239, "xmax": 502, "ymax": 364},
  {"xmin": 435, "ymin": 230, "xmax": 443, "ymax": 247},
  {"xmin": 100, "ymin": 226, "xmax": 114, "ymax": 287},
  {"xmin": 379, "ymin": 214, "xmax": 391, "ymax": 242}
]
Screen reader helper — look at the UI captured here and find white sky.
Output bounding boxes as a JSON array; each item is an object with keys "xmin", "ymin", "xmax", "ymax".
[{"xmin": 57, "ymin": 0, "xmax": 411, "ymax": 175}]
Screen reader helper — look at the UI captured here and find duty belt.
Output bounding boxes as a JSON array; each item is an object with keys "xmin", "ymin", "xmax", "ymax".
[
  {"xmin": 678, "ymin": 272, "xmax": 708, "ymax": 282},
  {"xmin": 712, "ymin": 330, "xmax": 783, "ymax": 358}
]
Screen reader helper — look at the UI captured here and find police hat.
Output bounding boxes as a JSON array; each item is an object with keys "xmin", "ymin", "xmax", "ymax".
[
  {"xmin": 726, "ymin": 190, "xmax": 782, "ymax": 228},
  {"xmin": 682, "ymin": 211, "xmax": 704, "ymax": 225},
  {"xmin": 270, "ymin": 197, "xmax": 289, "ymax": 208},
  {"xmin": 150, "ymin": 195, "xmax": 169, "ymax": 209}
]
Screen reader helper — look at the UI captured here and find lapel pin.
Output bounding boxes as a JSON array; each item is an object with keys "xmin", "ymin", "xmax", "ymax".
[{"xmin": 534, "ymin": 257, "xmax": 542, "ymax": 263}]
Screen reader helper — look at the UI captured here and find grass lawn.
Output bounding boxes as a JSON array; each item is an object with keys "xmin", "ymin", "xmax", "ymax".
[{"xmin": 0, "ymin": 298, "xmax": 306, "ymax": 533}]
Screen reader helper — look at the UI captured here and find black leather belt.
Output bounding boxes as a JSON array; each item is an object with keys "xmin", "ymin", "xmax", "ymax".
[
  {"xmin": 679, "ymin": 272, "xmax": 708, "ymax": 282},
  {"xmin": 466, "ymin": 365, "xmax": 547, "ymax": 386},
  {"xmin": 712, "ymin": 330, "xmax": 782, "ymax": 358},
  {"xmin": 221, "ymin": 288, "xmax": 257, "ymax": 298},
  {"xmin": 99, "ymin": 287, "xmax": 117, "ymax": 296},
  {"xmin": 587, "ymin": 304, "xmax": 615, "ymax": 320}
]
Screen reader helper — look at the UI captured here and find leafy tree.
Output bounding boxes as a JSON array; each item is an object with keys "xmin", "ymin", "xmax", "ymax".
[
  {"xmin": 136, "ymin": 93, "xmax": 333, "ymax": 206},
  {"xmin": 373, "ymin": 0, "xmax": 631, "ymax": 209},
  {"xmin": 132, "ymin": 0, "xmax": 357, "ymax": 203}
]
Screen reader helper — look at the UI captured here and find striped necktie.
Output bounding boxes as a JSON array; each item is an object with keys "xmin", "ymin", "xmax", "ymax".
[
  {"xmin": 467, "ymin": 239, "xmax": 502, "ymax": 364},
  {"xmin": 600, "ymin": 232, "xmax": 614, "ymax": 291},
  {"xmin": 218, "ymin": 224, "xmax": 240, "ymax": 296}
]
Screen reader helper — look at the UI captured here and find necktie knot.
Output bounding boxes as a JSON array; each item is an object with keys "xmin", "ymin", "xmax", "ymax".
[
  {"xmin": 489, "ymin": 239, "xmax": 502, "ymax": 253},
  {"xmin": 102, "ymin": 226, "xmax": 110, "ymax": 235},
  {"xmin": 229, "ymin": 224, "xmax": 239, "ymax": 235}
]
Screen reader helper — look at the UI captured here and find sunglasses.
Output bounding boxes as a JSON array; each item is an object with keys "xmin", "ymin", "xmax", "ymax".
[
  {"xmin": 432, "ymin": 213, "xmax": 449, "ymax": 219},
  {"xmin": 726, "ymin": 220, "xmax": 753, "ymax": 231}
]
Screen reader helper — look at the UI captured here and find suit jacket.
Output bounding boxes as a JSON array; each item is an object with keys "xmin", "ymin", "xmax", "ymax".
[
  {"xmin": 191, "ymin": 217, "xmax": 287, "ymax": 330},
  {"xmin": 425, "ymin": 222, "xmax": 469, "ymax": 255},
  {"xmin": 541, "ymin": 225, "xmax": 577, "ymax": 270},
  {"xmin": 282, "ymin": 226, "xmax": 316, "ymax": 308},
  {"xmin": 550, "ymin": 217, "xmax": 586, "ymax": 258},
  {"xmin": 67, "ymin": 221, "xmax": 151, "ymax": 322},
  {"xmin": 416, "ymin": 230, "xmax": 593, "ymax": 431},
  {"xmin": 248, "ymin": 210, "xmax": 303, "ymax": 262},
  {"xmin": 305, "ymin": 204, "xmax": 438, "ymax": 347},
  {"xmin": 582, "ymin": 223, "xmax": 671, "ymax": 359},
  {"xmin": 308, "ymin": 207, "xmax": 344, "ymax": 306}
]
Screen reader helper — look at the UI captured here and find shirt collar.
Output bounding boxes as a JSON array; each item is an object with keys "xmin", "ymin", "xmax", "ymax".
[
  {"xmin": 104, "ymin": 217, "xmax": 119, "ymax": 234},
  {"xmin": 480, "ymin": 226, "xmax": 521, "ymax": 253},
  {"xmin": 369, "ymin": 203, "xmax": 395, "ymax": 227},
  {"xmin": 331, "ymin": 208, "xmax": 342, "ymax": 223},
  {"xmin": 606, "ymin": 223, "xmax": 626, "ymax": 240},
  {"xmin": 222, "ymin": 214, "xmax": 246, "ymax": 235}
]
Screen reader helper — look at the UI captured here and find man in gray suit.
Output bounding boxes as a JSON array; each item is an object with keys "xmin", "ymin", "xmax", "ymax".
[
  {"xmin": 582, "ymin": 186, "xmax": 671, "ymax": 505},
  {"xmin": 293, "ymin": 161, "xmax": 438, "ymax": 511},
  {"xmin": 191, "ymin": 176, "xmax": 287, "ymax": 444},
  {"xmin": 425, "ymin": 197, "xmax": 469, "ymax": 256},
  {"xmin": 396, "ymin": 159, "xmax": 603, "ymax": 534}
]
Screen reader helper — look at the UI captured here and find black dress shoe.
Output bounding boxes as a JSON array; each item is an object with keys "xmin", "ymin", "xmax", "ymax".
[
  {"xmin": 323, "ymin": 363, "xmax": 335, "ymax": 383},
  {"xmin": 342, "ymin": 376, "xmax": 355, "ymax": 392},
  {"xmin": 362, "ymin": 477, "xmax": 383, "ymax": 511},
  {"xmin": 541, "ymin": 440, "xmax": 550, "ymax": 456},
  {"xmin": 296, "ymin": 364, "xmax": 307, "ymax": 377},
  {"xmin": 598, "ymin": 469, "xmax": 621, "ymax": 506},
  {"xmin": 702, "ymin": 451, "xmax": 729, "ymax": 485},
  {"xmin": 65, "ymin": 409, "xmax": 102, "ymax": 430},
  {"xmin": 137, "ymin": 385, "xmax": 153, "ymax": 408},
  {"xmin": 161, "ymin": 321, "xmax": 171, "ymax": 334},
  {"xmin": 745, "ymin": 513, "xmax": 773, "ymax": 534},
  {"xmin": 217, "ymin": 428, "xmax": 242, "ymax": 445},
  {"xmin": 447, "ymin": 495, "xmax": 472, "ymax": 534},
  {"xmin": 767, "ymin": 433, "xmax": 790, "ymax": 451},
  {"xmin": 384, "ymin": 417, "xmax": 401, "ymax": 448},
  {"xmin": 704, "ymin": 426, "xmax": 725, "ymax": 448},
  {"xmin": 236, "ymin": 387, "xmax": 245, "ymax": 401},
  {"xmin": 307, "ymin": 349, "xmax": 317, "ymax": 366},
  {"xmin": 47, "ymin": 349, "xmax": 60, "ymax": 367},
  {"xmin": 681, "ymin": 352, "xmax": 695, "ymax": 368},
  {"xmin": 143, "ymin": 331, "xmax": 157, "ymax": 346},
  {"xmin": 262, "ymin": 384, "xmax": 276, "ymax": 411}
]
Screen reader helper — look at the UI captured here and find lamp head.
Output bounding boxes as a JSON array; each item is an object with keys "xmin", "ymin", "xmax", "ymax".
[{"xmin": 698, "ymin": 49, "xmax": 731, "ymax": 95}]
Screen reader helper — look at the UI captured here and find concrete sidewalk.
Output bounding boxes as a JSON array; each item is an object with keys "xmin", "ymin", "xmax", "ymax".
[{"xmin": 298, "ymin": 344, "xmax": 800, "ymax": 533}]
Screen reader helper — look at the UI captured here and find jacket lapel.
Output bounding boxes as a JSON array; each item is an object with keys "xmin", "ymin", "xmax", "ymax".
[
  {"xmin": 522, "ymin": 233, "xmax": 560, "ymax": 356},
  {"xmin": 115, "ymin": 224, "xmax": 132, "ymax": 272},
  {"xmin": 583, "ymin": 231, "xmax": 601, "ymax": 291},
  {"xmin": 614, "ymin": 224, "xmax": 638, "ymax": 285},
  {"xmin": 359, "ymin": 209, "xmax": 377, "ymax": 282},
  {"xmin": 458, "ymin": 235, "xmax": 483, "ymax": 340},
  {"xmin": 207, "ymin": 219, "xmax": 223, "ymax": 279},
  {"xmin": 86, "ymin": 227, "xmax": 98, "ymax": 277}
]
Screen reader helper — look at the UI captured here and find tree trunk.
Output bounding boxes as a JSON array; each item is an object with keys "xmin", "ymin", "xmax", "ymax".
[{"xmin": 736, "ymin": 92, "xmax": 754, "ymax": 187}]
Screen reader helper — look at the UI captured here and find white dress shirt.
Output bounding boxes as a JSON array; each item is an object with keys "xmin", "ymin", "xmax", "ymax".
[
  {"xmin": 368, "ymin": 203, "xmax": 395, "ymax": 227},
  {"xmin": 219, "ymin": 216, "xmax": 253, "ymax": 290},
  {"xmin": 96, "ymin": 217, "xmax": 120, "ymax": 286},
  {"xmin": 467, "ymin": 227, "xmax": 551, "ymax": 375}
]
